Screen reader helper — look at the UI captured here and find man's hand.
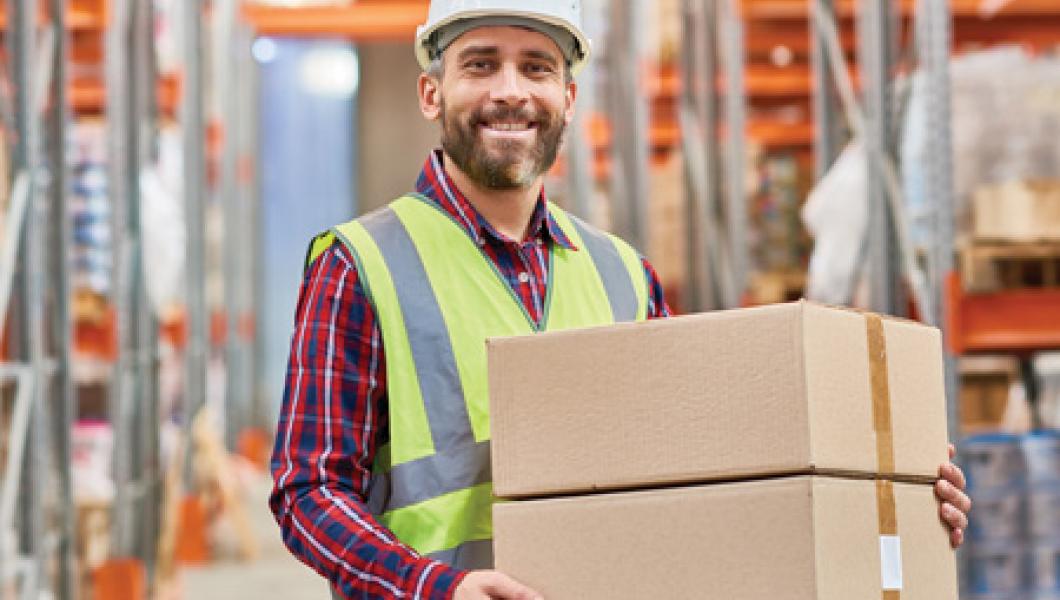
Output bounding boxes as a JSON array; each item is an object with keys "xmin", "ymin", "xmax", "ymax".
[
  {"xmin": 936, "ymin": 443, "xmax": 972, "ymax": 549},
  {"xmin": 454, "ymin": 570, "xmax": 543, "ymax": 600}
]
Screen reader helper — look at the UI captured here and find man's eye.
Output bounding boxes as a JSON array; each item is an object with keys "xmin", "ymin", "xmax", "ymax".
[
  {"xmin": 467, "ymin": 60, "xmax": 492, "ymax": 71},
  {"xmin": 526, "ymin": 63, "xmax": 552, "ymax": 75}
]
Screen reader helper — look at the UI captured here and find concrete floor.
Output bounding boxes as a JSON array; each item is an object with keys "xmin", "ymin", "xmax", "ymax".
[{"xmin": 180, "ymin": 476, "xmax": 326, "ymax": 599}]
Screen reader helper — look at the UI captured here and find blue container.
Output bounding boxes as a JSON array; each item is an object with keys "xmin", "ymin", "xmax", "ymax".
[
  {"xmin": 969, "ymin": 489, "xmax": 1026, "ymax": 543},
  {"xmin": 1028, "ymin": 485, "xmax": 1060, "ymax": 540},
  {"xmin": 963, "ymin": 434, "xmax": 1027, "ymax": 492},
  {"xmin": 1024, "ymin": 431, "xmax": 1060, "ymax": 486},
  {"xmin": 1031, "ymin": 541, "xmax": 1060, "ymax": 592},
  {"xmin": 968, "ymin": 543, "xmax": 1027, "ymax": 594}
]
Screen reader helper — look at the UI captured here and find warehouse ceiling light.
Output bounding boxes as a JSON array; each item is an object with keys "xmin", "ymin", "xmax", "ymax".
[
  {"xmin": 252, "ymin": 37, "xmax": 279, "ymax": 64},
  {"xmin": 299, "ymin": 46, "xmax": 359, "ymax": 98}
]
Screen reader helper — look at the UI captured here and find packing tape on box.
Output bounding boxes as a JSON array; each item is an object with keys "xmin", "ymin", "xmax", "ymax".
[
  {"xmin": 867, "ymin": 314, "xmax": 896, "ymax": 476},
  {"xmin": 867, "ymin": 314, "xmax": 902, "ymax": 597}
]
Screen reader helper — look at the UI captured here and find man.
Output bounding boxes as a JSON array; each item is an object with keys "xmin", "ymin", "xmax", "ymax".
[{"xmin": 269, "ymin": 2, "xmax": 972, "ymax": 598}]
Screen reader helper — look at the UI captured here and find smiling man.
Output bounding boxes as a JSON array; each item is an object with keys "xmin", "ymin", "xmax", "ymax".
[{"xmin": 268, "ymin": 2, "xmax": 971, "ymax": 599}]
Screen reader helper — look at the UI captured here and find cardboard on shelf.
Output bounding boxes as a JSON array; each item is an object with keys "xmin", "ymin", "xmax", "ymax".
[
  {"xmin": 973, "ymin": 180, "xmax": 1060, "ymax": 242},
  {"xmin": 488, "ymin": 301, "xmax": 949, "ymax": 499},
  {"xmin": 493, "ymin": 476, "xmax": 958, "ymax": 600}
]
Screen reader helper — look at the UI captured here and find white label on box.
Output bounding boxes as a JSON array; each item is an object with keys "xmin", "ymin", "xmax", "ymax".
[{"xmin": 880, "ymin": 535, "xmax": 903, "ymax": 591}]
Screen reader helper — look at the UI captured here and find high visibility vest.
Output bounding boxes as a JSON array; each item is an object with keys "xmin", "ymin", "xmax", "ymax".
[{"xmin": 306, "ymin": 194, "xmax": 648, "ymax": 570}]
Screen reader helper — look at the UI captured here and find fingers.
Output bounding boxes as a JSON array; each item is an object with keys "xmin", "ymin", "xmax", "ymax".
[
  {"xmin": 939, "ymin": 460, "xmax": 967, "ymax": 492},
  {"xmin": 948, "ymin": 443, "xmax": 956, "ymax": 460},
  {"xmin": 480, "ymin": 572, "xmax": 544, "ymax": 600},
  {"xmin": 949, "ymin": 526, "xmax": 965, "ymax": 549},
  {"xmin": 936, "ymin": 478, "xmax": 972, "ymax": 514},
  {"xmin": 939, "ymin": 498, "xmax": 970, "ymax": 530}
]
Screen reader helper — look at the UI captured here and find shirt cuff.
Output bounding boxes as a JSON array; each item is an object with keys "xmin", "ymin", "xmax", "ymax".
[{"xmin": 404, "ymin": 558, "xmax": 468, "ymax": 600}]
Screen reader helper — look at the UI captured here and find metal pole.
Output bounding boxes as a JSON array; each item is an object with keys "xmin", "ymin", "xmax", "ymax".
[
  {"xmin": 915, "ymin": 0, "xmax": 958, "ymax": 439},
  {"xmin": 242, "ymin": 29, "xmax": 267, "ymax": 432},
  {"xmin": 605, "ymin": 0, "xmax": 650, "ymax": 252},
  {"xmin": 679, "ymin": 0, "xmax": 725, "ymax": 312},
  {"xmin": 218, "ymin": 0, "xmax": 243, "ymax": 452},
  {"xmin": 811, "ymin": 0, "xmax": 841, "ymax": 180},
  {"xmin": 857, "ymin": 0, "xmax": 902, "ymax": 315},
  {"xmin": 10, "ymin": 0, "xmax": 48, "ymax": 594},
  {"xmin": 719, "ymin": 0, "xmax": 748, "ymax": 307},
  {"xmin": 130, "ymin": 0, "xmax": 163, "ymax": 571},
  {"xmin": 105, "ymin": 0, "xmax": 138, "ymax": 557},
  {"xmin": 565, "ymin": 74, "xmax": 595, "ymax": 221},
  {"xmin": 45, "ymin": 0, "xmax": 77, "ymax": 594},
  {"xmin": 183, "ymin": 0, "xmax": 208, "ymax": 482}
]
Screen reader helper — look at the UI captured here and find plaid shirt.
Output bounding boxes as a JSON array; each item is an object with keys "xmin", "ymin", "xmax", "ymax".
[{"xmin": 269, "ymin": 150, "xmax": 670, "ymax": 599}]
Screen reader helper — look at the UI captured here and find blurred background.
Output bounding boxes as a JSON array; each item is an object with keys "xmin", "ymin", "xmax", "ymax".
[{"xmin": 0, "ymin": 0, "xmax": 1058, "ymax": 598}]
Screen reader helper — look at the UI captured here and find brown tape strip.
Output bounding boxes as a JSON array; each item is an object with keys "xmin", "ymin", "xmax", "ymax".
[
  {"xmin": 868, "ymin": 314, "xmax": 900, "ymax": 599},
  {"xmin": 876, "ymin": 479, "xmax": 898, "ymax": 535},
  {"xmin": 867, "ymin": 314, "xmax": 896, "ymax": 475}
]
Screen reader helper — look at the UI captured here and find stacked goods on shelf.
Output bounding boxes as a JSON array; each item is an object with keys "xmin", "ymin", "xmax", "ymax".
[
  {"xmin": 748, "ymin": 151, "xmax": 811, "ymax": 304},
  {"xmin": 71, "ymin": 420, "xmax": 115, "ymax": 586},
  {"xmin": 1025, "ymin": 432, "xmax": 1060, "ymax": 600},
  {"xmin": 70, "ymin": 120, "xmax": 112, "ymax": 297},
  {"xmin": 947, "ymin": 49, "xmax": 1060, "ymax": 296},
  {"xmin": 749, "ymin": 153, "xmax": 809, "ymax": 273},
  {"xmin": 961, "ymin": 180, "xmax": 1060, "ymax": 294},
  {"xmin": 960, "ymin": 356, "xmax": 1019, "ymax": 435},
  {"xmin": 960, "ymin": 431, "xmax": 1060, "ymax": 599},
  {"xmin": 489, "ymin": 302, "xmax": 957, "ymax": 598}
]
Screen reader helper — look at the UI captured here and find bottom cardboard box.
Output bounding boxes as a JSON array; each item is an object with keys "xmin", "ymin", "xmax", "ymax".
[{"xmin": 494, "ymin": 475, "xmax": 957, "ymax": 599}]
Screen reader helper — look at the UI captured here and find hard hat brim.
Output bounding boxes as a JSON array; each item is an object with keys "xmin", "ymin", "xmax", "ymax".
[{"xmin": 415, "ymin": 9, "xmax": 592, "ymax": 76}]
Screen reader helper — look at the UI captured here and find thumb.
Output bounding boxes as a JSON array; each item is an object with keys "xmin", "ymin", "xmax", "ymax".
[{"xmin": 482, "ymin": 572, "xmax": 543, "ymax": 600}]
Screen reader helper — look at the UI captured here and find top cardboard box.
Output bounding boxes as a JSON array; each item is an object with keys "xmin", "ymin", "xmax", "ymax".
[{"xmin": 488, "ymin": 301, "xmax": 950, "ymax": 499}]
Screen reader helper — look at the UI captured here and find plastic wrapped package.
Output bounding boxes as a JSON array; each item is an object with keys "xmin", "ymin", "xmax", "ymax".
[
  {"xmin": 904, "ymin": 48, "xmax": 1060, "ymax": 239},
  {"xmin": 801, "ymin": 141, "xmax": 868, "ymax": 305},
  {"xmin": 69, "ymin": 120, "xmax": 112, "ymax": 295}
]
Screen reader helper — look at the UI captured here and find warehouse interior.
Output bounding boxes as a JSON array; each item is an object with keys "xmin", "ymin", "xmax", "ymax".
[{"xmin": 1, "ymin": 0, "xmax": 1059, "ymax": 598}]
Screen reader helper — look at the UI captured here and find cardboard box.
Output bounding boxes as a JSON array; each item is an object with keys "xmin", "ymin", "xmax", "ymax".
[
  {"xmin": 488, "ymin": 301, "xmax": 949, "ymax": 498},
  {"xmin": 494, "ymin": 476, "xmax": 957, "ymax": 600},
  {"xmin": 973, "ymin": 180, "xmax": 1060, "ymax": 242}
]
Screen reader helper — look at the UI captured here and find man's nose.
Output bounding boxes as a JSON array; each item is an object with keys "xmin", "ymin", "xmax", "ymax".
[{"xmin": 490, "ymin": 62, "xmax": 529, "ymax": 105}]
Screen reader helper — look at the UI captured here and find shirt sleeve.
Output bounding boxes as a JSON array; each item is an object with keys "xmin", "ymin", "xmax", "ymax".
[
  {"xmin": 640, "ymin": 256, "xmax": 672, "ymax": 318},
  {"xmin": 269, "ymin": 242, "xmax": 467, "ymax": 599}
]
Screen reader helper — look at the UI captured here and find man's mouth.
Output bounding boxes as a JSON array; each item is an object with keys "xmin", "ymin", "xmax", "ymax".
[{"xmin": 480, "ymin": 120, "xmax": 537, "ymax": 132}]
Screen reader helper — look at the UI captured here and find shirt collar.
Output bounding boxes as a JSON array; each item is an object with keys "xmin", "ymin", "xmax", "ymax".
[{"xmin": 414, "ymin": 149, "xmax": 578, "ymax": 251}]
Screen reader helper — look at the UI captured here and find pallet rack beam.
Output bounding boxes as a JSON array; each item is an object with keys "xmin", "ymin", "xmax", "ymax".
[{"xmin": 240, "ymin": 1, "xmax": 427, "ymax": 40}]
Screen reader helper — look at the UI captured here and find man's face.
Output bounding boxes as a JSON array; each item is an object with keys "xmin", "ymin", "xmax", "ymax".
[{"xmin": 419, "ymin": 26, "xmax": 577, "ymax": 190}]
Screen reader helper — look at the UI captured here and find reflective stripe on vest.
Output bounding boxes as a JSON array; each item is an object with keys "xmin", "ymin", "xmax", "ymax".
[{"xmin": 317, "ymin": 195, "xmax": 647, "ymax": 566}]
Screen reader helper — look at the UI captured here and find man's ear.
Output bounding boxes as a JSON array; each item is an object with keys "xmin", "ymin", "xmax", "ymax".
[
  {"xmin": 563, "ymin": 80, "xmax": 578, "ymax": 125},
  {"xmin": 419, "ymin": 72, "xmax": 442, "ymax": 121}
]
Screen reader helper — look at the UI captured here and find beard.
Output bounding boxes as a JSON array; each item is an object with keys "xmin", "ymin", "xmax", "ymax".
[{"xmin": 440, "ymin": 99, "xmax": 566, "ymax": 190}]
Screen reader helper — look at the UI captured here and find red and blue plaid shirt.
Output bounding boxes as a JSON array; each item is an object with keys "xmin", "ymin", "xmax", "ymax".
[{"xmin": 269, "ymin": 150, "xmax": 670, "ymax": 599}]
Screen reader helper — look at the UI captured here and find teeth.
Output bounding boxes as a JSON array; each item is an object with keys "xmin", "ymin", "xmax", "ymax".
[{"xmin": 489, "ymin": 122, "xmax": 530, "ymax": 131}]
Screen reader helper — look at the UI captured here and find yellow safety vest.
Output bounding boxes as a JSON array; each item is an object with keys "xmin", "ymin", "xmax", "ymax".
[{"xmin": 307, "ymin": 194, "xmax": 647, "ymax": 569}]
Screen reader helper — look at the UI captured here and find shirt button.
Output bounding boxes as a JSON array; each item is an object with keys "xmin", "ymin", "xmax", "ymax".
[{"xmin": 518, "ymin": 272, "xmax": 530, "ymax": 284}]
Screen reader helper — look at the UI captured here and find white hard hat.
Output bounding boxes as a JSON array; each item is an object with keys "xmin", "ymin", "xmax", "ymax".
[{"xmin": 415, "ymin": 0, "xmax": 592, "ymax": 76}]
